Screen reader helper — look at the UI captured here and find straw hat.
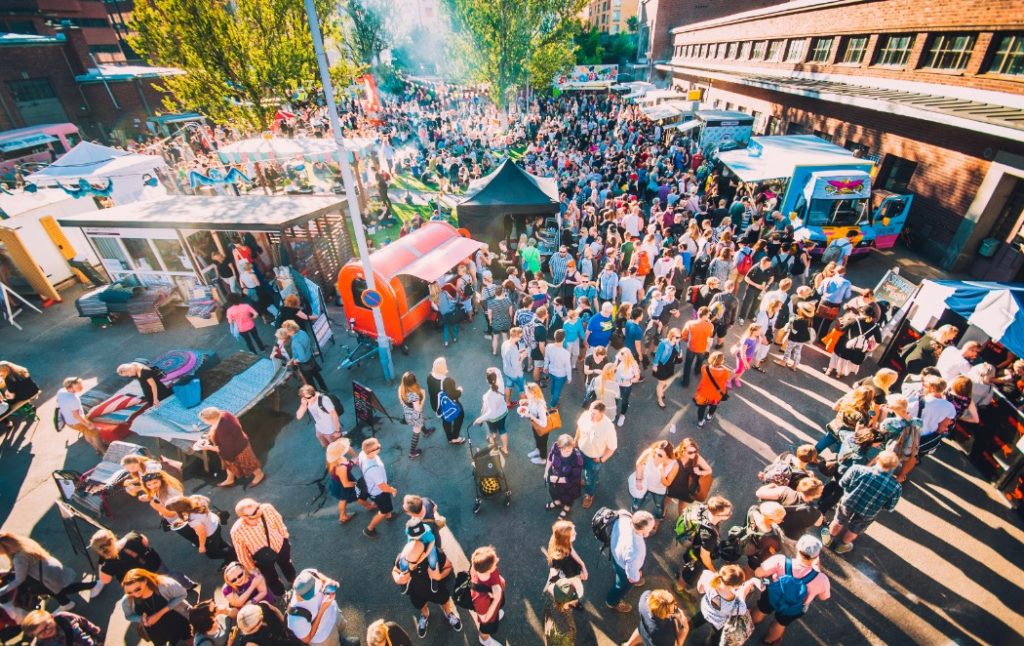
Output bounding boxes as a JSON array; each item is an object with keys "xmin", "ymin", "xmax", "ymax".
[{"xmin": 326, "ymin": 437, "xmax": 351, "ymax": 463}]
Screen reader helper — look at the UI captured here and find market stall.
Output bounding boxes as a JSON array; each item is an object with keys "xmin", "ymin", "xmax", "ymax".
[
  {"xmin": 336, "ymin": 221, "xmax": 485, "ymax": 344},
  {"xmin": 880, "ymin": 279, "xmax": 1024, "ymax": 516},
  {"xmin": 0, "ymin": 188, "xmax": 101, "ymax": 301},
  {"xmin": 56, "ymin": 195, "xmax": 354, "ymax": 306},
  {"xmin": 25, "ymin": 141, "xmax": 167, "ymax": 205},
  {"xmin": 455, "ymin": 159, "xmax": 559, "ymax": 248}
]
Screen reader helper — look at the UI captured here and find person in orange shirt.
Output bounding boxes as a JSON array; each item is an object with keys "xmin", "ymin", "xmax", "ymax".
[
  {"xmin": 693, "ymin": 352, "xmax": 732, "ymax": 427},
  {"xmin": 680, "ymin": 307, "xmax": 716, "ymax": 389}
]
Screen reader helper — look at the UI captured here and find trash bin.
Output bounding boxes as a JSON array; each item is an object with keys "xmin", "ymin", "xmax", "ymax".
[
  {"xmin": 978, "ymin": 237, "xmax": 1001, "ymax": 258},
  {"xmin": 173, "ymin": 377, "xmax": 202, "ymax": 409}
]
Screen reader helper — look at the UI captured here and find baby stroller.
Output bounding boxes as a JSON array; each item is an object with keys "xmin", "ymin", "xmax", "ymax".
[{"xmin": 467, "ymin": 428, "xmax": 511, "ymax": 514}]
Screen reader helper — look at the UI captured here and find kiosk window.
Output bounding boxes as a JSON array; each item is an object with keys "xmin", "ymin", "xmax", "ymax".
[
  {"xmin": 398, "ymin": 275, "xmax": 430, "ymax": 307},
  {"xmin": 153, "ymin": 238, "xmax": 189, "ymax": 272},
  {"xmin": 351, "ymin": 277, "xmax": 368, "ymax": 308},
  {"xmin": 94, "ymin": 238, "xmax": 129, "ymax": 270},
  {"xmin": 122, "ymin": 238, "xmax": 160, "ymax": 272}
]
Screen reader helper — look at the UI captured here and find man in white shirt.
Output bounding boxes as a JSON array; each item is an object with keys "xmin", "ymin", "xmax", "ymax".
[
  {"xmin": 575, "ymin": 402, "xmax": 618, "ymax": 509},
  {"xmin": 296, "ymin": 385, "xmax": 341, "ymax": 448},
  {"xmin": 605, "ymin": 511, "xmax": 655, "ymax": 613},
  {"xmin": 622, "ymin": 209, "xmax": 642, "ymax": 239},
  {"xmin": 359, "ymin": 438, "xmax": 398, "ymax": 538},
  {"xmin": 287, "ymin": 568, "xmax": 344, "ymax": 646},
  {"xmin": 501, "ymin": 327, "xmax": 527, "ymax": 404},
  {"xmin": 618, "ymin": 268, "xmax": 645, "ymax": 306},
  {"xmin": 56, "ymin": 377, "xmax": 106, "ymax": 455},
  {"xmin": 936, "ymin": 341, "xmax": 981, "ymax": 382},
  {"xmin": 543, "ymin": 329, "xmax": 573, "ymax": 407}
]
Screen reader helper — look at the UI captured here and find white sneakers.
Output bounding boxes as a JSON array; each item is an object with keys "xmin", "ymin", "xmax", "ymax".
[
  {"xmin": 616, "ymin": 415, "xmax": 625, "ymax": 427},
  {"xmin": 530, "ymin": 457, "xmax": 545, "ymax": 465},
  {"xmin": 527, "ymin": 449, "xmax": 540, "ymax": 458}
]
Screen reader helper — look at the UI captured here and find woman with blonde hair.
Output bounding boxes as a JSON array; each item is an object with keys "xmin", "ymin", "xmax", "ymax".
[
  {"xmin": 546, "ymin": 519, "xmax": 588, "ymax": 588},
  {"xmin": 366, "ymin": 618, "xmax": 412, "ymax": 646},
  {"xmin": 664, "ymin": 438, "xmax": 714, "ymax": 515},
  {"xmin": 623, "ymin": 588, "xmax": 688, "ymax": 646},
  {"xmin": 0, "ymin": 533, "xmax": 92, "ymax": 611},
  {"xmin": 326, "ymin": 437, "xmax": 371, "ymax": 523},
  {"xmin": 816, "ymin": 385, "xmax": 876, "ymax": 454},
  {"xmin": 0, "ymin": 361, "xmax": 40, "ymax": 421},
  {"xmin": 220, "ymin": 562, "xmax": 273, "ymax": 619},
  {"xmin": 89, "ymin": 528, "xmax": 165, "ymax": 596},
  {"xmin": 197, "ymin": 406, "xmax": 264, "ymax": 488},
  {"xmin": 164, "ymin": 495, "xmax": 235, "ymax": 567},
  {"xmin": 116, "ymin": 361, "xmax": 171, "ymax": 407},
  {"xmin": 137, "ymin": 467, "xmax": 195, "ymax": 543},
  {"xmin": 613, "ymin": 348, "xmax": 641, "ymax": 427},
  {"xmin": 591, "ymin": 363, "xmax": 621, "ymax": 421},
  {"xmin": 690, "ymin": 564, "xmax": 762, "ymax": 644},
  {"xmin": 398, "ymin": 371, "xmax": 431, "ymax": 459},
  {"xmin": 629, "ymin": 440, "xmax": 677, "ymax": 524},
  {"xmin": 522, "ymin": 382, "xmax": 551, "ymax": 465},
  {"xmin": 119, "ymin": 568, "xmax": 191, "ymax": 644}
]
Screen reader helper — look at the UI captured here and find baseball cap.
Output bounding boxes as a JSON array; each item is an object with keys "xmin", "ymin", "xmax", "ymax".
[
  {"xmin": 292, "ymin": 568, "xmax": 318, "ymax": 599},
  {"xmin": 797, "ymin": 535, "xmax": 822, "ymax": 558}
]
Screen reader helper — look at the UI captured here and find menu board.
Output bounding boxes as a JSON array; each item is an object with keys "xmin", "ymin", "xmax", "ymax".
[
  {"xmin": 352, "ymin": 380, "xmax": 393, "ymax": 430},
  {"xmin": 873, "ymin": 268, "xmax": 917, "ymax": 311}
]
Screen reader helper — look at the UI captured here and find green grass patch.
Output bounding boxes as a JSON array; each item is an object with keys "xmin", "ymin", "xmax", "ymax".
[{"xmin": 392, "ymin": 172, "xmax": 438, "ymax": 193}]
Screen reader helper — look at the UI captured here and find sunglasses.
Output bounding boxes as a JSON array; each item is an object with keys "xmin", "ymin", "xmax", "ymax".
[
  {"xmin": 229, "ymin": 574, "xmax": 246, "ymax": 584},
  {"xmin": 244, "ymin": 508, "xmax": 261, "ymax": 518}
]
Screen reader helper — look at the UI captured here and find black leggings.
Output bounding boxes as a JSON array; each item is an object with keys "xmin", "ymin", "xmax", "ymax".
[
  {"xmin": 696, "ymin": 403, "xmax": 718, "ymax": 422},
  {"xmin": 533, "ymin": 428, "xmax": 549, "ymax": 456},
  {"xmin": 239, "ymin": 329, "xmax": 266, "ymax": 353},
  {"xmin": 688, "ymin": 612, "xmax": 724, "ymax": 646},
  {"xmin": 442, "ymin": 411, "xmax": 464, "ymax": 442},
  {"xmin": 299, "ymin": 364, "xmax": 328, "ymax": 391}
]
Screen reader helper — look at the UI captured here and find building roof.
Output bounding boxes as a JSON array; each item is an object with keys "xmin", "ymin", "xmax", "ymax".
[
  {"xmin": 659, "ymin": 64, "xmax": 1024, "ymax": 143},
  {"xmin": 717, "ymin": 135, "xmax": 870, "ymax": 183},
  {"xmin": 0, "ymin": 32, "xmax": 65, "ymax": 46},
  {"xmin": 56, "ymin": 195, "xmax": 345, "ymax": 231},
  {"xmin": 75, "ymin": 64, "xmax": 184, "ymax": 83},
  {"xmin": 0, "ymin": 188, "xmax": 77, "ymax": 219},
  {"xmin": 670, "ymin": 0, "xmax": 851, "ymax": 33}
]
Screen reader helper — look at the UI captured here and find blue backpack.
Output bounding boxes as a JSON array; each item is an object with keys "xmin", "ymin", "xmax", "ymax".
[
  {"xmin": 766, "ymin": 557, "xmax": 817, "ymax": 617},
  {"xmin": 437, "ymin": 390, "xmax": 462, "ymax": 423}
]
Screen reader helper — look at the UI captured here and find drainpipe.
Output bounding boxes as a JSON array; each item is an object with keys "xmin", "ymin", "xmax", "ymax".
[{"xmin": 89, "ymin": 52, "xmax": 122, "ymax": 110}]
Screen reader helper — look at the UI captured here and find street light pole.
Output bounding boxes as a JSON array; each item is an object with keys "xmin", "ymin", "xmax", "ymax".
[{"xmin": 303, "ymin": 0, "xmax": 395, "ymax": 382}]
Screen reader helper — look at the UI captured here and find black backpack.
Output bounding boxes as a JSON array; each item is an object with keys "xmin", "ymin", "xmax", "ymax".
[
  {"xmin": 452, "ymin": 571, "xmax": 482, "ymax": 610},
  {"xmin": 318, "ymin": 392, "xmax": 345, "ymax": 416},
  {"xmin": 592, "ymin": 507, "xmax": 628, "ymax": 559}
]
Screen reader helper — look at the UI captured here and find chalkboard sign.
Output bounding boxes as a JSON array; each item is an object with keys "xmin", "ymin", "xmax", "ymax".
[
  {"xmin": 873, "ymin": 268, "xmax": 917, "ymax": 312},
  {"xmin": 313, "ymin": 313, "xmax": 333, "ymax": 346},
  {"xmin": 352, "ymin": 380, "xmax": 394, "ymax": 431}
]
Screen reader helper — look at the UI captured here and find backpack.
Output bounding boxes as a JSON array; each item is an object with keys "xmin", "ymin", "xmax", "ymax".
[
  {"xmin": 765, "ymin": 557, "xmax": 818, "ymax": 617},
  {"xmin": 821, "ymin": 239, "xmax": 847, "ymax": 266},
  {"xmin": 437, "ymin": 390, "xmax": 462, "ymax": 423},
  {"xmin": 452, "ymin": 571, "xmax": 476, "ymax": 610},
  {"xmin": 691, "ymin": 252, "xmax": 711, "ymax": 282},
  {"xmin": 688, "ymin": 284, "xmax": 701, "ymax": 306},
  {"xmin": 735, "ymin": 249, "xmax": 754, "ymax": 276},
  {"xmin": 317, "ymin": 392, "xmax": 345, "ymax": 417},
  {"xmin": 591, "ymin": 507, "xmax": 628, "ymax": 558},
  {"xmin": 758, "ymin": 452, "xmax": 796, "ymax": 486},
  {"xmin": 791, "ymin": 252, "xmax": 807, "ymax": 276},
  {"xmin": 674, "ymin": 502, "xmax": 707, "ymax": 546}
]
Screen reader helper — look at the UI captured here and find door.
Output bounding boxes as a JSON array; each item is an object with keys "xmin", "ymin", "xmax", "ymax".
[
  {"xmin": 872, "ymin": 194, "xmax": 914, "ymax": 249},
  {"xmin": 6, "ymin": 79, "xmax": 70, "ymax": 126}
]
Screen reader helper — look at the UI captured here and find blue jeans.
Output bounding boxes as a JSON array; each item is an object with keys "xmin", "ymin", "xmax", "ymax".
[
  {"xmin": 631, "ymin": 491, "xmax": 666, "ymax": 519},
  {"xmin": 549, "ymin": 375, "xmax": 567, "ymax": 406},
  {"xmin": 816, "ymin": 429, "xmax": 840, "ymax": 454},
  {"xmin": 605, "ymin": 560, "xmax": 633, "ymax": 606},
  {"xmin": 583, "ymin": 455, "xmax": 602, "ymax": 496},
  {"xmin": 680, "ymin": 349, "xmax": 707, "ymax": 387},
  {"xmin": 442, "ymin": 319, "xmax": 459, "ymax": 344},
  {"xmin": 619, "ymin": 385, "xmax": 633, "ymax": 416}
]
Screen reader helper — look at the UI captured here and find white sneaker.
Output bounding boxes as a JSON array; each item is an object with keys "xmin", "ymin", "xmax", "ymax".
[
  {"xmin": 527, "ymin": 449, "xmax": 540, "ymax": 458},
  {"xmin": 616, "ymin": 415, "xmax": 625, "ymax": 427},
  {"xmin": 530, "ymin": 456, "xmax": 545, "ymax": 465},
  {"xmin": 479, "ymin": 638, "xmax": 500, "ymax": 646}
]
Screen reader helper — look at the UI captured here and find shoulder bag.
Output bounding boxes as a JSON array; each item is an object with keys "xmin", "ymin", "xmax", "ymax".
[
  {"xmin": 704, "ymin": 366, "xmax": 730, "ymax": 402},
  {"xmin": 252, "ymin": 514, "xmax": 279, "ymax": 568}
]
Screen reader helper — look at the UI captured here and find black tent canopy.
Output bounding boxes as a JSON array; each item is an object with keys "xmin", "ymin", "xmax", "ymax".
[{"xmin": 455, "ymin": 158, "xmax": 560, "ymax": 245}]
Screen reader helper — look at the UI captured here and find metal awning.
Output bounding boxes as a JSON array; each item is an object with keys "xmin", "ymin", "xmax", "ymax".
[
  {"xmin": 397, "ymin": 236, "xmax": 486, "ymax": 282},
  {"xmin": 0, "ymin": 134, "xmax": 57, "ymax": 153},
  {"xmin": 669, "ymin": 120, "xmax": 702, "ymax": 132}
]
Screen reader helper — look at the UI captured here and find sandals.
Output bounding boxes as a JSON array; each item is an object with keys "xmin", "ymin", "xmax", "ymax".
[
  {"xmin": 558, "ymin": 507, "xmax": 571, "ymax": 519},
  {"xmin": 339, "ymin": 514, "xmax": 355, "ymax": 524},
  {"xmin": 545, "ymin": 502, "xmax": 560, "ymax": 511}
]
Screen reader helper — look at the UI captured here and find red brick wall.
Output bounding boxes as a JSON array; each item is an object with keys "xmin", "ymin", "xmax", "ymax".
[
  {"xmin": 671, "ymin": 72, "xmax": 1024, "ymax": 253},
  {"xmin": 645, "ymin": 0, "xmax": 785, "ymax": 62},
  {"xmin": 668, "ymin": 0, "xmax": 1024, "ymax": 93}
]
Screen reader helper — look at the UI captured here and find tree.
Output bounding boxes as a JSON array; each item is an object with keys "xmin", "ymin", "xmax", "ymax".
[
  {"xmin": 341, "ymin": 0, "xmax": 394, "ymax": 66},
  {"xmin": 573, "ymin": 22, "xmax": 605, "ymax": 65},
  {"xmin": 128, "ymin": 0, "xmax": 359, "ymax": 131},
  {"xmin": 444, "ymin": 0, "xmax": 586, "ymax": 108},
  {"xmin": 626, "ymin": 15, "xmax": 639, "ymax": 33}
]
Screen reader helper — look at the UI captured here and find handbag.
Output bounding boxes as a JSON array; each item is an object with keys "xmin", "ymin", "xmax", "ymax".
[
  {"xmin": 815, "ymin": 303, "xmax": 840, "ymax": 321},
  {"xmin": 251, "ymin": 514, "xmax": 279, "ymax": 568},
  {"xmin": 534, "ymin": 408, "xmax": 562, "ymax": 437},
  {"xmin": 720, "ymin": 611, "xmax": 754, "ymax": 646}
]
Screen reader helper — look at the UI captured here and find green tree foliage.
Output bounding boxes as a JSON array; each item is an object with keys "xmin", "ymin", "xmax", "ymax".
[
  {"xmin": 443, "ymin": 0, "xmax": 586, "ymax": 107},
  {"xmin": 572, "ymin": 21, "xmax": 638, "ymax": 66},
  {"xmin": 341, "ymin": 0, "xmax": 393, "ymax": 66},
  {"xmin": 626, "ymin": 15, "xmax": 639, "ymax": 33},
  {"xmin": 128, "ymin": 0, "xmax": 359, "ymax": 131}
]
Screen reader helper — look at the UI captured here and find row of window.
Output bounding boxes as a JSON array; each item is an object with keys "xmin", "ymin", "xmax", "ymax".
[{"xmin": 673, "ymin": 32, "xmax": 1024, "ymax": 75}]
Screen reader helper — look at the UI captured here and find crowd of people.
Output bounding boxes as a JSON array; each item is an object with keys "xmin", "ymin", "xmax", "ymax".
[{"xmin": 2, "ymin": 79, "xmax": 1021, "ymax": 646}]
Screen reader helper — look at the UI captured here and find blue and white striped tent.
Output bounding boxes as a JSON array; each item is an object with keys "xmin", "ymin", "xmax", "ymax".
[{"xmin": 911, "ymin": 280, "xmax": 1024, "ymax": 357}]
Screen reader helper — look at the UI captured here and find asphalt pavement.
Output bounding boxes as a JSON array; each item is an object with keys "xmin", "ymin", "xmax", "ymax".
[{"xmin": 1, "ymin": 246, "xmax": 1022, "ymax": 646}]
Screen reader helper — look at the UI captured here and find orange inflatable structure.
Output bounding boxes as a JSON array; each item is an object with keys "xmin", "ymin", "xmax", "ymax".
[{"xmin": 336, "ymin": 221, "xmax": 485, "ymax": 344}]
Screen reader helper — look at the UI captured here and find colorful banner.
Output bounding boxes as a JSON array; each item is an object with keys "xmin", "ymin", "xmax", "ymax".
[{"xmin": 555, "ymin": 65, "xmax": 618, "ymax": 89}]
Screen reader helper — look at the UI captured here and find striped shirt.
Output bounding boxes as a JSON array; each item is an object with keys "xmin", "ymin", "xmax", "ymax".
[{"xmin": 230, "ymin": 504, "xmax": 289, "ymax": 571}]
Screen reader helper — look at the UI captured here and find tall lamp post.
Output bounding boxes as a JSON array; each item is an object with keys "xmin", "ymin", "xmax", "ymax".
[{"xmin": 303, "ymin": 0, "xmax": 395, "ymax": 381}]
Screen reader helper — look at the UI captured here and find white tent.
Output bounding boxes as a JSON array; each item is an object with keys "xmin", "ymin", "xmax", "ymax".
[
  {"xmin": 25, "ymin": 141, "xmax": 167, "ymax": 205},
  {"xmin": 217, "ymin": 136, "xmax": 375, "ymax": 164}
]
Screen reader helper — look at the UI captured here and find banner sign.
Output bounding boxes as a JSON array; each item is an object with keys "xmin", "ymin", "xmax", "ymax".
[{"xmin": 555, "ymin": 65, "xmax": 618, "ymax": 89}]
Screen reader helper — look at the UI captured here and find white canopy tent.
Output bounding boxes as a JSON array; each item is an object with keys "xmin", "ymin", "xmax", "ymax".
[
  {"xmin": 216, "ymin": 135, "xmax": 375, "ymax": 164},
  {"xmin": 25, "ymin": 141, "xmax": 167, "ymax": 205}
]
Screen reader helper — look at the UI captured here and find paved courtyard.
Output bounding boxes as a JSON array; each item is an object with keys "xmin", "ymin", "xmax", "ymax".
[{"xmin": 1, "ymin": 247, "xmax": 1022, "ymax": 645}]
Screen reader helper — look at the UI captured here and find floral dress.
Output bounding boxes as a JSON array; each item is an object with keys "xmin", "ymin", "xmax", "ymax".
[{"xmin": 402, "ymin": 391, "xmax": 425, "ymax": 427}]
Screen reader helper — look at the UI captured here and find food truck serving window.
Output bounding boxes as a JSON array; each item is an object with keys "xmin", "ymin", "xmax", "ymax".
[{"xmin": 397, "ymin": 274, "xmax": 430, "ymax": 307}]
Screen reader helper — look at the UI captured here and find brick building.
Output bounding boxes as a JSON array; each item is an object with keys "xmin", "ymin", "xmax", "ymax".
[
  {"xmin": 581, "ymin": 0, "xmax": 639, "ymax": 35},
  {"xmin": 654, "ymin": 0, "xmax": 1024, "ymax": 279},
  {"xmin": 1, "ymin": 0, "xmax": 129, "ymax": 64}
]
